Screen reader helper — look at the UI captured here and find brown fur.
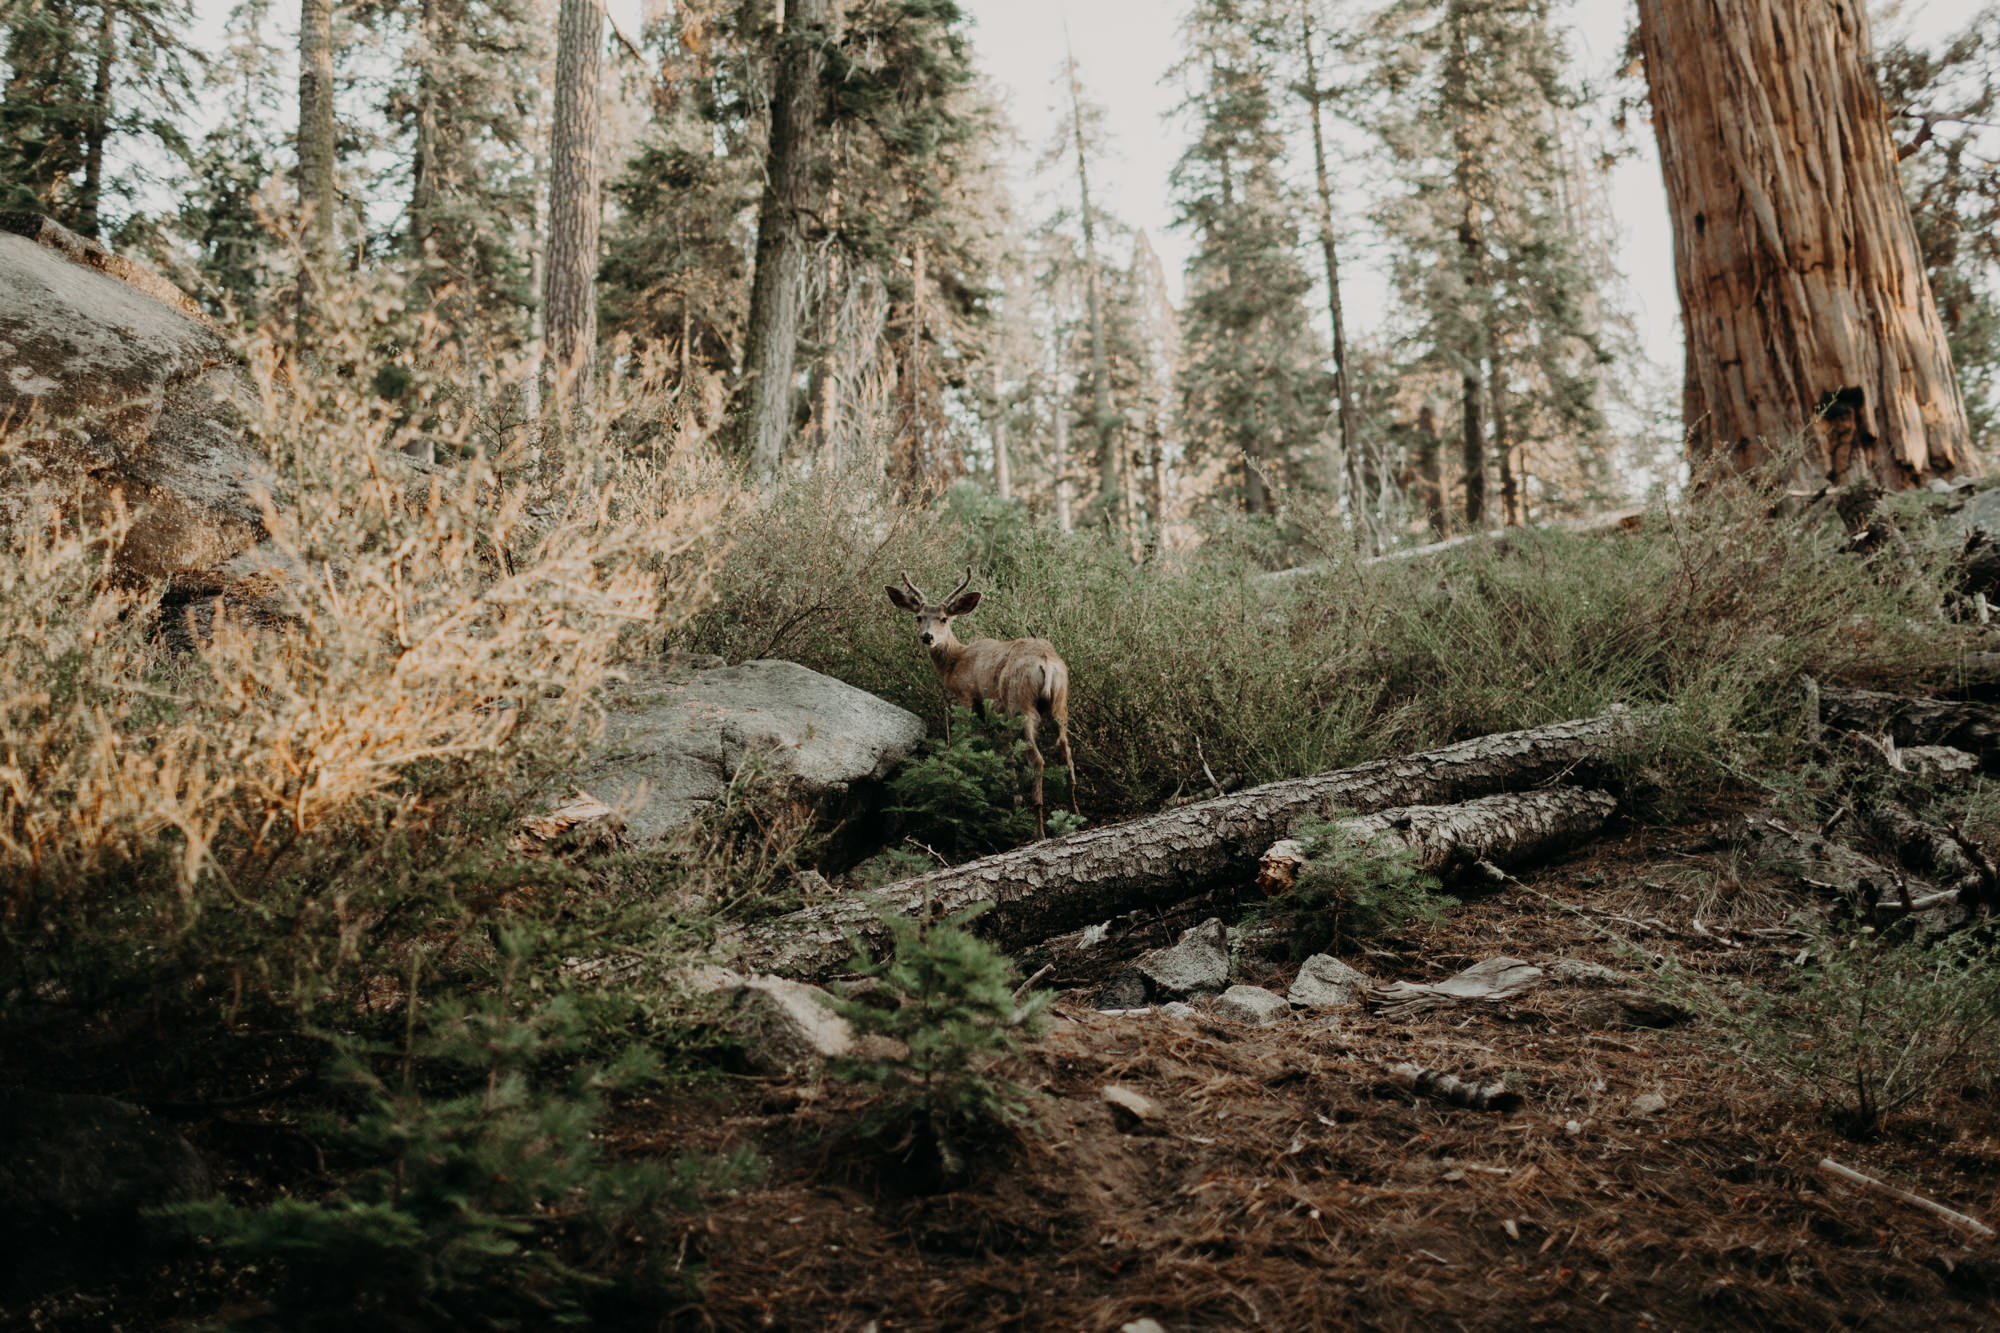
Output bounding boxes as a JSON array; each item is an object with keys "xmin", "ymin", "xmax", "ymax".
[{"xmin": 886, "ymin": 567, "xmax": 1076, "ymax": 836}]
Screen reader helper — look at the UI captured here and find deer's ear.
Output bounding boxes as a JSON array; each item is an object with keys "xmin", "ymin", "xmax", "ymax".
[
  {"xmin": 885, "ymin": 584, "xmax": 919, "ymax": 612},
  {"xmin": 944, "ymin": 589, "xmax": 981, "ymax": 617}
]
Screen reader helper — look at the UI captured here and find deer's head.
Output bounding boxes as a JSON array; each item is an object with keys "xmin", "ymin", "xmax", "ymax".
[{"xmin": 884, "ymin": 566, "xmax": 981, "ymax": 651}]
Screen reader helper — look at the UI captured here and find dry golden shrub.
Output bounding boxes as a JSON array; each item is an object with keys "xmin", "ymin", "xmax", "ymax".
[{"xmin": 0, "ymin": 291, "xmax": 735, "ymax": 954}]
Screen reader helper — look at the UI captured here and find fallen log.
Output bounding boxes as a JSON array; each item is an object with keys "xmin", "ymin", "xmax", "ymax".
[
  {"xmin": 1818, "ymin": 686, "xmax": 2000, "ymax": 763},
  {"xmin": 728, "ymin": 711, "xmax": 1646, "ymax": 979},
  {"xmin": 1261, "ymin": 508, "xmax": 1647, "ymax": 584}
]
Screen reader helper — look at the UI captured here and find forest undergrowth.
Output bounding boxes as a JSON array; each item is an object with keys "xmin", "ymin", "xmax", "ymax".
[{"xmin": 5, "ymin": 338, "xmax": 2000, "ymax": 1327}]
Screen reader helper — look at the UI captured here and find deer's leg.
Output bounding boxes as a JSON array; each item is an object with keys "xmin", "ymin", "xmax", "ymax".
[
  {"xmin": 973, "ymin": 697, "xmax": 988, "ymax": 723},
  {"xmin": 1022, "ymin": 712, "xmax": 1047, "ymax": 839},
  {"xmin": 1054, "ymin": 716, "xmax": 1078, "ymax": 815}
]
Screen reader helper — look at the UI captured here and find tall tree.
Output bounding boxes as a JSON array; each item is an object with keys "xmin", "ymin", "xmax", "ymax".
[
  {"xmin": 1635, "ymin": 0, "xmax": 1975, "ymax": 487},
  {"xmin": 738, "ymin": 0, "xmax": 831, "ymax": 472},
  {"xmin": 296, "ymin": 0, "xmax": 337, "ymax": 332},
  {"xmin": 1173, "ymin": 0, "xmax": 1328, "ymax": 517},
  {"xmin": 1058, "ymin": 51, "xmax": 1124, "ymax": 527},
  {"xmin": 0, "ymin": 0, "xmax": 195, "ymax": 234},
  {"xmin": 543, "ymin": 0, "xmax": 602, "ymax": 401}
]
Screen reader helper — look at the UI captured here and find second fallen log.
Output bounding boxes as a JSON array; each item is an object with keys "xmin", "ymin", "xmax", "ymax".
[{"xmin": 729, "ymin": 711, "xmax": 1641, "ymax": 979}]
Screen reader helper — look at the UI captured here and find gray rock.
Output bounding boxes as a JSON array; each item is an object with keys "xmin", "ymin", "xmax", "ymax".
[
  {"xmin": 1956, "ymin": 483, "xmax": 2000, "ymax": 539},
  {"xmin": 1212, "ymin": 984, "xmax": 1289, "ymax": 1025},
  {"xmin": 1095, "ymin": 966, "xmax": 1149, "ymax": 1011},
  {"xmin": 696, "ymin": 966, "xmax": 856, "ymax": 1076},
  {"xmin": 1287, "ymin": 954, "xmax": 1370, "ymax": 1009},
  {"xmin": 572, "ymin": 658, "xmax": 926, "ymax": 840},
  {"xmin": 1630, "ymin": 1092, "xmax": 1669, "ymax": 1117},
  {"xmin": 1138, "ymin": 917, "xmax": 1230, "ymax": 999},
  {"xmin": 1156, "ymin": 1001, "xmax": 1198, "ymax": 1021},
  {"xmin": 0, "ymin": 1090, "xmax": 212, "ymax": 1295},
  {"xmin": 0, "ymin": 215, "xmax": 275, "ymax": 589}
]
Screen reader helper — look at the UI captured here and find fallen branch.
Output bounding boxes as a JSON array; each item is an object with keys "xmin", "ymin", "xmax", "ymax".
[
  {"xmin": 729, "ymin": 712, "xmax": 1647, "ymax": 979},
  {"xmin": 1818, "ymin": 1157, "xmax": 1996, "ymax": 1241},
  {"xmin": 1818, "ymin": 687, "xmax": 2000, "ymax": 764},
  {"xmin": 1262, "ymin": 508, "xmax": 1646, "ymax": 583},
  {"xmin": 1384, "ymin": 1062, "xmax": 1522, "ymax": 1113}
]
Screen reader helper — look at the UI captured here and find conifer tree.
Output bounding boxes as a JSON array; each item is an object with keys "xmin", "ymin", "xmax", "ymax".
[
  {"xmin": 1372, "ymin": 0, "xmax": 1604, "ymax": 526},
  {"xmin": 0, "ymin": 0, "xmax": 195, "ymax": 235},
  {"xmin": 1172, "ymin": 0, "xmax": 1328, "ymax": 517}
]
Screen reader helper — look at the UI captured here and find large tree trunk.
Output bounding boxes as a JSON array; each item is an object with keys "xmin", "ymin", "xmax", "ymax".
[
  {"xmin": 1635, "ymin": 0, "xmax": 1975, "ymax": 489},
  {"xmin": 296, "ymin": 0, "xmax": 338, "ymax": 338},
  {"xmin": 729, "ymin": 711, "xmax": 1645, "ymax": 978},
  {"xmin": 544, "ymin": 0, "xmax": 603, "ymax": 405},
  {"xmin": 739, "ymin": 0, "xmax": 830, "ymax": 474}
]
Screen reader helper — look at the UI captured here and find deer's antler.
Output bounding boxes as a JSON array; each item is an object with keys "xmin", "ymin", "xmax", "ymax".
[
  {"xmin": 945, "ymin": 565, "xmax": 974, "ymax": 604},
  {"xmin": 899, "ymin": 571, "xmax": 930, "ymax": 605}
]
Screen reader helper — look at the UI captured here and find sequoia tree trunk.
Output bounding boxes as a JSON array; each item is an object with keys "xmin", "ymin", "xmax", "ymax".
[
  {"xmin": 729, "ymin": 711, "xmax": 1645, "ymax": 978},
  {"xmin": 296, "ymin": 0, "xmax": 338, "ymax": 339},
  {"xmin": 740, "ymin": 0, "xmax": 830, "ymax": 474},
  {"xmin": 1634, "ymin": 0, "xmax": 1975, "ymax": 489}
]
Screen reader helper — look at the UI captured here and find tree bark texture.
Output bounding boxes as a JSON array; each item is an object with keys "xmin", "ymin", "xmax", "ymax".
[
  {"xmin": 730, "ymin": 711, "xmax": 1645, "ymax": 978},
  {"xmin": 1068, "ymin": 57, "xmax": 1121, "ymax": 527},
  {"xmin": 77, "ymin": 0, "xmax": 114, "ymax": 240},
  {"xmin": 544, "ymin": 0, "xmax": 604, "ymax": 398},
  {"xmin": 1634, "ymin": 0, "xmax": 1976, "ymax": 489},
  {"xmin": 296, "ymin": 0, "xmax": 338, "ymax": 333},
  {"xmin": 1338, "ymin": 787, "xmax": 1616, "ymax": 875},
  {"xmin": 740, "ymin": 0, "xmax": 830, "ymax": 473}
]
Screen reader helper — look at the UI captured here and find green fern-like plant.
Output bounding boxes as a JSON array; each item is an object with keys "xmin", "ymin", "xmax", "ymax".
[
  {"xmin": 833, "ymin": 902, "xmax": 1048, "ymax": 1181},
  {"xmin": 1257, "ymin": 815, "xmax": 1458, "ymax": 956}
]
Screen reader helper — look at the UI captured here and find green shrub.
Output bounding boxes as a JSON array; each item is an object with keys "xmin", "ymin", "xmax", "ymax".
[
  {"xmin": 877, "ymin": 704, "xmax": 1084, "ymax": 860},
  {"xmin": 177, "ymin": 928, "xmax": 756, "ymax": 1328},
  {"xmin": 1685, "ymin": 925, "xmax": 2000, "ymax": 1135},
  {"xmin": 1256, "ymin": 815, "xmax": 1457, "ymax": 956},
  {"xmin": 834, "ymin": 903, "xmax": 1047, "ymax": 1181}
]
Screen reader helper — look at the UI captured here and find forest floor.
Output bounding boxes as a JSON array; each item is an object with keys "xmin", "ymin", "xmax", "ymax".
[{"xmin": 624, "ymin": 813, "xmax": 2000, "ymax": 1333}]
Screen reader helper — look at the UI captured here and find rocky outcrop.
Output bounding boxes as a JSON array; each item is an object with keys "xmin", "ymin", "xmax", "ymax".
[
  {"xmin": 571, "ymin": 657, "xmax": 926, "ymax": 841},
  {"xmin": 0, "ymin": 214, "xmax": 273, "ymax": 589}
]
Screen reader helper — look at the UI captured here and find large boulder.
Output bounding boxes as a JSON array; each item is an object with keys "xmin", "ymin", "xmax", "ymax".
[
  {"xmin": 571, "ymin": 657, "xmax": 927, "ymax": 841},
  {"xmin": 0, "ymin": 213, "xmax": 273, "ymax": 589},
  {"xmin": 0, "ymin": 1089, "xmax": 213, "ymax": 1297}
]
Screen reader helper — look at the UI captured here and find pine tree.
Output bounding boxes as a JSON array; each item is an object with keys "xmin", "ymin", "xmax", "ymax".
[
  {"xmin": 0, "ymin": 0, "xmax": 196, "ymax": 235},
  {"xmin": 171, "ymin": 0, "xmax": 287, "ymax": 317},
  {"xmin": 1171, "ymin": 0, "xmax": 1329, "ymax": 517},
  {"xmin": 1372, "ymin": 0, "xmax": 1605, "ymax": 527},
  {"xmin": 543, "ymin": 0, "xmax": 603, "ymax": 401}
]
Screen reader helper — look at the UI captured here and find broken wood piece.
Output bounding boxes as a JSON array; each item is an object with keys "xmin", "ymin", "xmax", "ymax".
[
  {"xmin": 730, "ymin": 712, "xmax": 1647, "ymax": 979},
  {"xmin": 1818, "ymin": 687, "xmax": 2000, "ymax": 764},
  {"xmin": 1101, "ymin": 1084, "xmax": 1160, "ymax": 1126},
  {"xmin": 511, "ymin": 790, "xmax": 622, "ymax": 853},
  {"xmin": 1384, "ymin": 1062, "xmax": 1523, "ymax": 1112},
  {"xmin": 1732, "ymin": 815, "xmax": 1943, "ymax": 916},
  {"xmin": 1257, "ymin": 839, "xmax": 1308, "ymax": 894},
  {"xmin": 1818, "ymin": 1157, "xmax": 1997, "ymax": 1240},
  {"xmin": 1370, "ymin": 958, "xmax": 1545, "ymax": 1019}
]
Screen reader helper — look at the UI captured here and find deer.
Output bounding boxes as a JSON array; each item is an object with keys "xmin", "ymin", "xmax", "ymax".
[{"xmin": 885, "ymin": 566, "xmax": 1076, "ymax": 838}]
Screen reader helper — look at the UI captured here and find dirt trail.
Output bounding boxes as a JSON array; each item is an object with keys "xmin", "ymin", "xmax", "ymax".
[{"xmin": 643, "ymin": 825, "xmax": 2000, "ymax": 1331}]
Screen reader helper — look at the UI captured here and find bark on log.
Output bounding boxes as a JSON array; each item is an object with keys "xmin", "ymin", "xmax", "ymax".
[
  {"xmin": 728, "ymin": 713, "xmax": 1643, "ymax": 978},
  {"xmin": 1819, "ymin": 686, "xmax": 2000, "ymax": 762},
  {"xmin": 1733, "ymin": 814, "xmax": 1936, "ymax": 910}
]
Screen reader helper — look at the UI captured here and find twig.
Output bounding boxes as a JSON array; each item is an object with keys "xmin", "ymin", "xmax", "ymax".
[
  {"xmin": 1012, "ymin": 962, "xmax": 1054, "ymax": 1001},
  {"xmin": 1819, "ymin": 1157, "xmax": 1996, "ymax": 1240},
  {"xmin": 1194, "ymin": 735, "xmax": 1224, "ymax": 797}
]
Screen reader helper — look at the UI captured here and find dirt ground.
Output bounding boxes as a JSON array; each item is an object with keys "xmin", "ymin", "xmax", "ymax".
[
  {"xmin": 641, "ymin": 823, "xmax": 2000, "ymax": 1332},
  {"xmin": 8, "ymin": 819, "xmax": 1998, "ymax": 1333}
]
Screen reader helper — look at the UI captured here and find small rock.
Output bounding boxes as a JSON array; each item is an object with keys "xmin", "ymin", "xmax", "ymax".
[
  {"xmin": 1563, "ymin": 1119, "xmax": 1582, "ymax": 1136},
  {"xmin": 706, "ymin": 973, "xmax": 856, "ymax": 1075},
  {"xmin": 1630, "ymin": 1092, "xmax": 1669, "ymax": 1117},
  {"xmin": 1901, "ymin": 745, "xmax": 1979, "ymax": 777},
  {"xmin": 1212, "ymin": 984, "xmax": 1289, "ymax": 1025},
  {"xmin": 1122, "ymin": 1321, "xmax": 1169, "ymax": 1333},
  {"xmin": 1288, "ymin": 954, "xmax": 1370, "ymax": 1009},
  {"xmin": 1157, "ymin": 1001, "xmax": 1198, "ymax": 1021},
  {"xmin": 1138, "ymin": 917, "xmax": 1231, "ymax": 999},
  {"xmin": 1095, "ymin": 966, "xmax": 1149, "ymax": 1011},
  {"xmin": 1101, "ymin": 1084, "xmax": 1159, "ymax": 1126},
  {"xmin": 1547, "ymin": 958, "xmax": 1627, "ymax": 987}
]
